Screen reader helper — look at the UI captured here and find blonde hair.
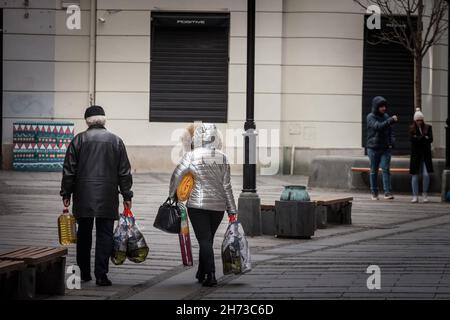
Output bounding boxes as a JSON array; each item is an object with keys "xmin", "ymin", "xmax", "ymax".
[{"xmin": 181, "ymin": 123, "xmax": 197, "ymax": 153}]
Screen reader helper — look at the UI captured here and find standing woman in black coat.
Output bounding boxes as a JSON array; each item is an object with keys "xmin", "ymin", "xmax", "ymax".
[{"xmin": 409, "ymin": 108, "xmax": 433, "ymax": 203}]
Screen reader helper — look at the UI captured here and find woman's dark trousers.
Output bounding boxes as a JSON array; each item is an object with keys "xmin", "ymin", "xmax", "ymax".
[{"xmin": 188, "ymin": 208, "xmax": 224, "ymax": 274}]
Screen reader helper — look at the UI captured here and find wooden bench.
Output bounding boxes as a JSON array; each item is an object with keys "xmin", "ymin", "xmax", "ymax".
[
  {"xmin": 351, "ymin": 167, "xmax": 409, "ymax": 173},
  {"xmin": 0, "ymin": 246, "xmax": 68, "ymax": 299},
  {"xmin": 312, "ymin": 196, "xmax": 353, "ymax": 227},
  {"xmin": 260, "ymin": 196, "xmax": 353, "ymax": 235},
  {"xmin": 0, "ymin": 260, "xmax": 26, "ymax": 299}
]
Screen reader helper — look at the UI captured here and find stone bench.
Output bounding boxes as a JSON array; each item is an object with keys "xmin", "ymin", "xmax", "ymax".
[{"xmin": 308, "ymin": 155, "xmax": 445, "ymax": 193}]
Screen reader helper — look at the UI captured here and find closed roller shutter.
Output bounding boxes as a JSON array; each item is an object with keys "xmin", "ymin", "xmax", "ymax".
[
  {"xmin": 150, "ymin": 12, "xmax": 230, "ymax": 123},
  {"xmin": 362, "ymin": 15, "xmax": 415, "ymax": 155}
]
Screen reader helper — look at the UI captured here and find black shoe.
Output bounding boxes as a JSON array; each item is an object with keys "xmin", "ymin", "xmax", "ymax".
[
  {"xmin": 384, "ymin": 193, "xmax": 395, "ymax": 200},
  {"xmin": 81, "ymin": 275, "xmax": 92, "ymax": 282},
  {"xmin": 195, "ymin": 269, "xmax": 205, "ymax": 283},
  {"xmin": 96, "ymin": 275, "xmax": 112, "ymax": 286},
  {"xmin": 202, "ymin": 273, "xmax": 217, "ymax": 287}
]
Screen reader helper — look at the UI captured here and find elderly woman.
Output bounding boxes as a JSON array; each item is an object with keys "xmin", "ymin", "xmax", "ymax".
[{"xmin": 169, "ymin": 123, "xmax": 237, "ymax": 287}]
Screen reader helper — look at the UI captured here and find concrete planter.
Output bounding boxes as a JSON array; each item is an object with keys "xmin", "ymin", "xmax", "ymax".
[{"xmin": 274, "ymin": 201, "xmax": 315, "ymax": 238}]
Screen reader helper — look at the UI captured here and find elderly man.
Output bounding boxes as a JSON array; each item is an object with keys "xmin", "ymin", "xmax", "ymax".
[{"xmin": 60, "ymin": 105, "xmax": 133, "ymax": 286}]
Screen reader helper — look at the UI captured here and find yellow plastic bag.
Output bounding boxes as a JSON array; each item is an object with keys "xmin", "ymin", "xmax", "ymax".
[{"xmin": 177, "ymin": 172, "xmax": 194, "ymax": 201}]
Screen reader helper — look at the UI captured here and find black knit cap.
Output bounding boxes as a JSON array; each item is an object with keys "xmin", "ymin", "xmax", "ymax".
[{"xmin": 84, "ymin": 105, "xmax": 105, "ymax": 119}]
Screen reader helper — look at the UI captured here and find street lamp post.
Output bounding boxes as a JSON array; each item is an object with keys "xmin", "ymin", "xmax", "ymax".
[{"xmin": 238, "ymin": 0, "xmax": 262, "ymax": 236}]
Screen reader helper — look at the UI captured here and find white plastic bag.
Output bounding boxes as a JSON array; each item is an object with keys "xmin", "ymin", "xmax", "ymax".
[
  {"xmin": 221, "ymin": 221, "xmax": 251, "ymax": 275},
  {"xmin": 111, "ymin": 213, "xmax": 128, "ymax": 265}
]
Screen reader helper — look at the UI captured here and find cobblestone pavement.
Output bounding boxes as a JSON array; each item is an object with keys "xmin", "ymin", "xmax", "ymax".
[
  {"xmin": 196, "ymin": 223, "xmax": 450, "ymax": 300},
  {"xmin": 0, "ymin": 171, "xmax": 448, "ymax": 299}
]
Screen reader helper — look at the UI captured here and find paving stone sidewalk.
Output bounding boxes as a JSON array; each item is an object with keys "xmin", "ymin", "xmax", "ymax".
[
  {"xmin": 195, "ymin": 219, "xmax": 450, "ymax": 300},
  {"xmin": 0, "ymin": 171, "xmax": 448, "ymax": 300}
]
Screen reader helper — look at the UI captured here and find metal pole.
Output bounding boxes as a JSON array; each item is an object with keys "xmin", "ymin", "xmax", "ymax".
[
  {"xmin": 243, "ymin": 0, "xmax": 256, "ymax": 193},
  {"xmin": 238, "ymin": 0, "xmax": 261, "ymax": 236},
  {"xmin": 88, "ymin": 0, "xmax": 97, "ymax": 105}
]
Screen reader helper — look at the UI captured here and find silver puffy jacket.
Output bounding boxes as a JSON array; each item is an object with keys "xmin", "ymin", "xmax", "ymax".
[{"xmin": 169, "ymin": 124, "xmax": 237, "ymax": 214}]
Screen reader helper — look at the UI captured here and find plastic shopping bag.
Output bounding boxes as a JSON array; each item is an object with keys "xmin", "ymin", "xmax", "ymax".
[
  {"xmin": 221, "ymin": 219, "xmax": 251, "ymax": 275},
  {"xmin": 111, "ymin": 208, "xmax": 149, "ymax": 265},
  {"xmin": 126, "ymin": 209, "xmax": 149, "ymax": 263},
  {"xmin": 111, "ymin": 212, "xmax": 129, "ymax": 265}
]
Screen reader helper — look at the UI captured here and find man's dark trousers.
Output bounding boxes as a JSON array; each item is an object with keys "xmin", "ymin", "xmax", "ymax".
[{"xmin": 76, "ymin": 218, "xmax": 114, "ymax": 279}]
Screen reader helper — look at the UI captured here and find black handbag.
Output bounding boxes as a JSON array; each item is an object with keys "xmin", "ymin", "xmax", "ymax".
[{"xmin": 153, "ymin": 197, "xmax": 181, "ymax": 234}]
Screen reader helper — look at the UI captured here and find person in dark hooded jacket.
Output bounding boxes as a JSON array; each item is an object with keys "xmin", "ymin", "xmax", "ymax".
[{"xmin": 366, "ymin": 96, "xmax": 398, "ymax": 200}]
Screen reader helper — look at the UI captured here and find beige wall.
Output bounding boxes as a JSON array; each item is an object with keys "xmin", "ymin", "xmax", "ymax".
[
  {"xmin": 280, "ymin": 0, "xmax": 448, "ymax": 153},
  {"xmin": 1, "ymin": 0, "xmax": 448, "ymax": 172},
  {"xmin": 93, "ymin": 0, "xmax": 283, "ymax": 172},
  {"xmin": 422, "ymin": 22, "xmax": 448, "ymax": 151},
  {"xmin": 2, "ymin": 0, "xmax": 91, "ymax": 146},
  {"xmin": 281, "ymin": 0, "xmax": 363, "ymax": 151},
  {"xmin": 95, "ymin": 0, "xmax": 283, "ymax": 147},
  {"xmin": 2, "ymin": 0, "xmax": 284, "ymax": 172}
]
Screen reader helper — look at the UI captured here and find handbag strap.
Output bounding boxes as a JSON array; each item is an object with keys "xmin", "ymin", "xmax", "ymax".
[
  {"xmin": 166, "ymin": 197, "xmax": 178, "ymax": 206},
  {"xmin": 123, "ymin": 207, "xmax": 133, "ymax": 217}
]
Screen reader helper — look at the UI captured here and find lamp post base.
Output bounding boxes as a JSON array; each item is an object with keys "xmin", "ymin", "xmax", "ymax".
[
  {"xmin": 442, "ymin": 169, "xmax": 450, "ymax": 202},
  {"xmin": 238, "ymin": 192, "xmax": 261, "ymax": 236}
]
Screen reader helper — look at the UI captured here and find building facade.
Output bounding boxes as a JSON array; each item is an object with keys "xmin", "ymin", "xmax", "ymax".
[{"xmin": 1, "ymin": 0, "xmax": 448, "ymax": 174}]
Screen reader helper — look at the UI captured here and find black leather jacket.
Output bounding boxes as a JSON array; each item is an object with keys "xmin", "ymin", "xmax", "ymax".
[{"xmin": 60, "ymin": 125, "xmax": 133, "ymax": 219}]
